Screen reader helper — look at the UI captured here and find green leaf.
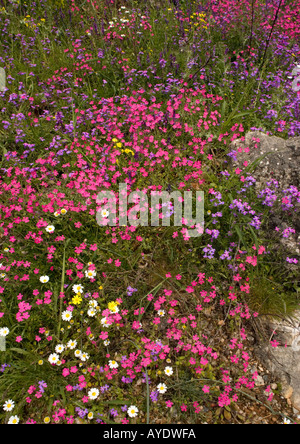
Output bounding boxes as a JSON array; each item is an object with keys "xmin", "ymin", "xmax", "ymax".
[
  {"xmin": 103, "ymin": 400, "xmax": 130, "ymax": 406},
  {"xmin": 234, "ymin": 224, "xmax": 247, "ymax": 250},
  {"xmin": 224, "ymin": 409, "xmax": 232, "ymax": 421}
]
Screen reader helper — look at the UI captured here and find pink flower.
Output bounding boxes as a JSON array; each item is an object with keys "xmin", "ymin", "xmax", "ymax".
[{"xmin": 202, "ymin": 385, "xmax": 210, "ymax": 394}]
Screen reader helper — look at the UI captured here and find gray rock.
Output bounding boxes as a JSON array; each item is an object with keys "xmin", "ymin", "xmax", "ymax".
[
  {"xmin": 231, "ymin": 132, "xmax": 300, "ymax": 412},
  {"xmin": 230, "ymin": 131, "xmax": 300, "ymax": 189},
  {"xmin": 230, "ymin": 131, "xmax": 300, "ymax": 255}
]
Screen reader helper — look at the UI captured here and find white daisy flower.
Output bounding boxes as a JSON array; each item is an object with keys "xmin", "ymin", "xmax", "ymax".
[
  {"xmin": 85, "ymin": 269, "xmax": 96, "ymax": 279},
  {"xmin": 87, "ymin": 412, "xmax": 94, "ymax": 420},
  {"xmin": 48, "ymin": 353, "xmax": 59, "ymax": 365},
  {"xmin": 108, "ymin": 360, "xmax": 118, "ymax": 369},
  {"xmin": 101, "ymin": 317, "xmax": 111, "ymax": 327},
  {"xmin": 72, "ymin": 284, "xmax": 84, "ymax": 294},
  {"xmin": 62, "ymin": 310, "xmax": 73, "ymax": 321},
  {"xmin": 3, "ymin": 400, "xmax": 15, "ymax": 412},
  {"xmin": 0, "ymin": 327, "xmax": 9, "ymax": 337},
  {"xmin": 60, "ymin": 209, "xmax": 67, "ymax": 215},
  {"xmin": 80, "ymin": 352, "xmax": 89, "ymax": 362},
  {"xmin": 164, "ymin": 366, "xmax": 173, "ymax": 376},
  {"xmin": 55, "ymin": 344, "xmax": 65, "ymax": 354},
  {"xmin": 67, "ymin": 339, "xmax": 77, "ymax": 349},
  {"xmin": 104, "ymin": 340, "xmax": 110, "ymax": 346},
  {"xmin": 40, "ymin": 276, "xmax": 49, "ymax": 283},
  {"xmin": 157, "ymin": 383, "xmax": 167, "ymax": 394},
  {"xmin": 101, "ymin": 209, "xmax": 109, "ymax": 218},
  {"xmin": 8, "ymin": 415, "xmax": 19, "ymax": 424},
  {"xmin": 89, "ymin": 300, "xmax": 98, "ymax": 308},
  {"xmin": 45, "ymin": 225, "xmax": 55, "ymax": 233},
  {"xmin": 127, "ymin": 405, "xmax": 139, "ymax": 418},
  {"xmin": 157, "ymin": 309, "xmax": 165, "ymax": 317},
  {"xmin": 87, "ymin": 308, "xmax": 96, "ymax": 317},
  {"xmin": 88, "ymin": 388, "xmax": 99, "ymax": 400},
  {"xmin": 74, "ymin": 349, "xmax": 82, "ymax": 358}
]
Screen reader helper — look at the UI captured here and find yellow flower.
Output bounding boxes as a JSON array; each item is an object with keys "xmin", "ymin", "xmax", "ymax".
[
  {"xmin": 124, "ymin": 149, "xmax": 134, "ymax": 155},
  {"xmin": 72, "ymin": 295, "xmax": 82, "ymax": 305},
  {"xmin": 108, "ymin": 301, "xmax": 118, "ymax": 311}
]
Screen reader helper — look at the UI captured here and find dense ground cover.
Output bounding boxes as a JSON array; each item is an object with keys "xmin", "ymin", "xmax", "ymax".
[{"xmin": 0, "ymin": 0, "xmax": 299, "ymax": 424}]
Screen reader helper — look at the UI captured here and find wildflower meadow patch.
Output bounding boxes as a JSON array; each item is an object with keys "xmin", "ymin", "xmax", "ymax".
[{"xmin": 0, "ymin": 0, "xmax": 299, "ymax": 426}]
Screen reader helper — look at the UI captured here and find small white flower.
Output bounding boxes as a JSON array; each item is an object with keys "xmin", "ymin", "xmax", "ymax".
[
  {"xmin": 0, "ymin": 327, "xmax": 9, "ymax": 337},
  {"xmin": 62, "ymin": 310, "xmax": 73, "ymax": 321},
  {"xmin": 101, "ymin": 317, "xmax": 111, "ymax": 327},
  {"xmin": 283, "ymin": 417, "xmax": 292, "ymax": 424},
  {"xmin": 67, "ymin": 339, "xmax": 77, "ymax": 349},
  {"xmin": 72, "ymin": 284, "xmax": 84, "ymax": 294},
  {"xmin": 87, "ymin": 412, "xmax": 94, "ymax": 420},
  {"xmin": 127, "ymin": 405, "xmax": 138, "ymax": 418},
  {"xmin": 55, "ymin": 344, "xmax": 65, "ymax": 354},
  {"xmin": 85, "ymin": 269, "xmax": 96, "ymax": 279},
  {"xmin": 74, "ymin": 349, "xmax": 82, "ymax": 358},
  {"xmin": 89, "ymin": 300, "xmax": 98, "ymax": 308},
  {"xmin": 45, "ymin": 225, "xmax": 55, "ymax": 233},
  {"xmin": 101, "ymin": 209, "xmax": 109, "ymax": 218},
  {"xmin": 87, "ymin": 308, "xmax": 96, "ymax": 317},
  {"xmin": 157, "ymin": 309, "xmax": 165, "ymax": 317},
  {"xmin": 40, "ymin": 276, "xmax": 49, "ymax": 283},
  {"xmin": 3, "ymin": 400, "xmax": 15, "ymax": 412},
  {"xmin": 54, "ymin": 211, "xmax": 60, "ymax": 217},
  {"xmin": 60, "ymin": 208, "xmax": 67, "ymax": 215},
  {"xmin": 80, "ymin": 352, "xmax": 89, "ymax": 362},
  {"xmin": 157, "ymin": 383, "xmax": 167, "ymax": 394},
  {"xmin": 48, "ymin": 353, "xmax": 59, "ymax": 365},
  {"xmin": 8, "ymin": 415, "xmax": 19, "ymax": 424},
  {"xmin": 164, "ymin": 366, "xmax": 173, "ymax": 376},
  {"xmin": 88, "ymin": 388, "xmax": 99, "ymax": 400},
  {"xmin": 104, "ymin": 340, "xmax": 110, "ymax": 346},
  {"xmin": 108, "ymin": 360, "xmax": 118, "ymax": 369}
]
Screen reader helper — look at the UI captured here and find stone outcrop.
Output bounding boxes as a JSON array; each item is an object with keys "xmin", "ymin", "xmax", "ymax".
[
  {"xmin": 255, "ymin": 311, "xmax": 300, "ymax": 412},
  {"xmin": 230, "ymin": 131, "xmax": 300, "ymax": 412},
  {"xmin": 230, "ymin": 131, "xmax": 300, "ymax": 189},
  {"xmin": 230, "ymin": 131, "xmax": 300, "ymax": 256}
]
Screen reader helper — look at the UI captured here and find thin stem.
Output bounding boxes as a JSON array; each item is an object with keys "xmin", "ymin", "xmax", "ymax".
[{"xmin": 260, "ymin": 0, "xmax": 284, "ymax": 68}]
